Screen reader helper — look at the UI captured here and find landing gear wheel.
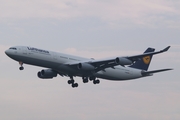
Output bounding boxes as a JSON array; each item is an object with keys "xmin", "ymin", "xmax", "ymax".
[
  {"xmin": 68, "ymin": 76, "xmax": 78, "ymax": 88},
  {"xmin": 68, "ymin": 79, "xmax": 75, "ymax": 84},
  {"xmin": 72, "ymin": 84, "xmax": 75, "ymax": 88},
  {"xmin": 19, "ymin": 62, "xmax": 24, "ymax": 70},
  {"xmin": 71, "ymin": 79, "xmax": 74, "ymax": 83},
  {"xmin": 83, "ymin": 79, "xmax": 88, "ymax": 83},
  {"xmin": 68, "ymin": 80, "xmax": 71, "ymax": 84},
  {"xmin": 89, "ymin": 76, "xmax": 96, "ymax": 81},
  {"xmin": 93, "ymin": 79, "xmax": 100, "ymax": 84},
  {"xmin": 82, "ymin": 77, "xmax": 89, "ymax": 83},
  {"xmin": 96, "ymin": 79, "xmax": 100, "ymax": 84},
  {"xmin": 93, "ymin": 80, "xmax": 97, "ymax": 84},
  {"xmin": 72, "ymin": 83, "xmax": 78, "ymax": 88},
  {"xmin": 74, "ymin": 83, "xmax": 78, "ymax": 87},
  {"xmin": 19, "ymin": 66, "xmax": 24, "ymax": 70}
]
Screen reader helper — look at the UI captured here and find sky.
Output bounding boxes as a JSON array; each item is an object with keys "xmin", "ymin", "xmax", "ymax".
[{"xmin": 0, "ymin": 0, "xmax": 180, "ymax": 120}]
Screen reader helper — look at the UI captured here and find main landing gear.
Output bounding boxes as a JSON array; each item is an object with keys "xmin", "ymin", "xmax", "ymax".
[
  {"xmin": 67, "ymin": 76, "xmax": 78, "ymax": 88},
  {"xmin": 93, "ymin": 79, "xmax": 100, "ymax": 84},
  {"xmin": 83, "ymin": 76, "xmax": 100, "ymax": 84},
  {"xmin": 82, "ymin": 77, "xmax": 88, "ymax": 83},
  {"xmin": 89, "ymin": 76, "xmax": 100, "ymax": 84},
  {"xmin": 67, "ymin": 76, "xmax": 100, "ymax": 88},
  {"xmin": 19, "ymin": 61, "xmax": 24, "ymax": 70}
]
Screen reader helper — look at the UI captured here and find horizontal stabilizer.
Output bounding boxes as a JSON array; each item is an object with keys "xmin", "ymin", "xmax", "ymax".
[
  {"xmin": 142, "ymin": 68, "xmax": 173, "ymax": 76},
  {"xmin": 161, "ymin": 46, "xmax": 171, "ymax": 52}
]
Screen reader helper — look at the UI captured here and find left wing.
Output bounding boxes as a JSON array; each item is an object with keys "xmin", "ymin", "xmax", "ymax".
[{"xmin": 65, "ymin": 46, "xmax": 171, "ymax": 72}]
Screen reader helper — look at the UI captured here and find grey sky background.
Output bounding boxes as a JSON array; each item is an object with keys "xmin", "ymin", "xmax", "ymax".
[{"xmin": 0, "ymin": 0, "xmax": 180, "ymax": 120}]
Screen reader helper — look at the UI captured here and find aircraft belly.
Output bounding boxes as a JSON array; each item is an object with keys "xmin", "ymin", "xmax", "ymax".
[
  {"xmin": 57, "ymin": 65, "xmax": 81, "ymax": 75},
  {"xmin": 95, "ymin": 67, "xmax": 142, "ymax": 80}
]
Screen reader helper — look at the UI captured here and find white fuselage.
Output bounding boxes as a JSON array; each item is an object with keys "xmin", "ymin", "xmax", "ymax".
[{"xmin": 5, "ymin": 46, "xmax": 143, "ymax": 81}]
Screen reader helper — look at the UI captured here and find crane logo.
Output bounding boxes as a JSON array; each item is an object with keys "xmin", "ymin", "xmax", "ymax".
[{"xmin": 143, "ymin": 56, "xmax": 151, "ymax": 64}]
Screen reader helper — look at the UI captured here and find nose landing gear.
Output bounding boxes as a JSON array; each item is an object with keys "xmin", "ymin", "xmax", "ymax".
[{"xmin": 19, "ymin": 61, "xmax": 24, "ymax": 70}]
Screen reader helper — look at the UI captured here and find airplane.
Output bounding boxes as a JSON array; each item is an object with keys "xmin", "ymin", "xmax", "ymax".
[{"xmin": 5, "ymin": 46, "xmax": 172, "ymax": 88}]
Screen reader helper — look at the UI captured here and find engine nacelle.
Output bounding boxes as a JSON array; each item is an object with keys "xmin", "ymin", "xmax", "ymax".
[
  {"xmin": 115, "ymin": 57, "xmax": 133, "ymax": 65},
  {"xmin": 37, "ymin": 69, "xmax": 57, "ymax": 79},
  {"xmin": 77, "ymin": 63, "xmax": 95, "ymax": 71}
]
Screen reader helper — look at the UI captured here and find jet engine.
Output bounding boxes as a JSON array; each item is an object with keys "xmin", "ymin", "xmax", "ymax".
[
  {"xmin": 77, "ymin": 63, "xmax": 95, "ymax": 71},
  {"xmin": 115, "ymin": 57, "xmax": 133, "ymax": 65},
  {"xmin": 37, "ymin": 69, "xmax": 57, "ymax": 79}
]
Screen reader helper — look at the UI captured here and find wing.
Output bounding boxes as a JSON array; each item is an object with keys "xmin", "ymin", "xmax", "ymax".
[
  {"xmin": 126, "ymin": 46, "xmax": 170, "ymax": 61},
  {"xmin": 65, "ymin": 46, "xmax": 171, "ymax": 72}
]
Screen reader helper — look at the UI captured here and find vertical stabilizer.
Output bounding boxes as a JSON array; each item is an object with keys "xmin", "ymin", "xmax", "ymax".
[{"xmin": 129, "ymin": 48, "xmax": 155, "ymax": 71}]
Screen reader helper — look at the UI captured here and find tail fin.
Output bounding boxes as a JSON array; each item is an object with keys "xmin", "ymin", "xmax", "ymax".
[{"xmin": 129, "ymin": 48, "xmax": 155, "ymax": 71}]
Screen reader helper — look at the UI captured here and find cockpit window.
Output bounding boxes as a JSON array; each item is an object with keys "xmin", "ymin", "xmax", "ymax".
[{"xmin": 9, "ymin": 47, "xmax": 17, "ymax": 50}]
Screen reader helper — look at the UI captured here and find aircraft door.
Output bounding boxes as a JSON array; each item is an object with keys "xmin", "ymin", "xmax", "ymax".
[
  {"xmin": 22, "ymin": 47, "xmax": 28, "ymax": 55},
  {"xmin": 53, "ymin": 53, "xmax": 58, "ymax": 60}
]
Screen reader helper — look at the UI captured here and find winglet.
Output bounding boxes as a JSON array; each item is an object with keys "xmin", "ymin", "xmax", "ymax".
[{"xmin": 161, "ymin": 46, "xmax": 171, "ymax": 52}]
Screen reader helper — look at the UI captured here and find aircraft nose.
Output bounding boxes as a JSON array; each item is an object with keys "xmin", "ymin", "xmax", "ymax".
[{"xmin": 5, "ymin": 49, "xmax": 10, "ymax": 55}]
